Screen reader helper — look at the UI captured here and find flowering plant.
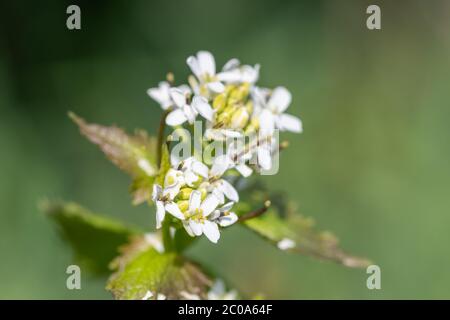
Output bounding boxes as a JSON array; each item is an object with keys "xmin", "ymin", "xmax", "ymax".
[{"xmin": 44, "ymin": 51, "xmax": 369, "ymax": 299}]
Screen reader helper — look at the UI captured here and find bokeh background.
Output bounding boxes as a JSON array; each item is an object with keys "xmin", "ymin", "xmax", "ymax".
[{"xmin": 1, "ymin": 0, "xmax": 450, "ymax": 299}]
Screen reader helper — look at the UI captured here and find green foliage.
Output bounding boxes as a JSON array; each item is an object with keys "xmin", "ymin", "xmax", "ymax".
[
  {"xmin": 43, "ymin": 201, "xmax": 141, "ymax": 275},
  {"xmin": 69, "ymin": 112, "xmax": 157, "ymax": 205},
  {"xmin": 107, "ymin": 237, "xmax": 211, "ymax": 299}
]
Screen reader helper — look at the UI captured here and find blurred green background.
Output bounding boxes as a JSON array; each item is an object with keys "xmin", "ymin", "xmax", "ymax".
[{"xmin": 1, "ymin": 0, "xmax": 450, "ymax": 299}]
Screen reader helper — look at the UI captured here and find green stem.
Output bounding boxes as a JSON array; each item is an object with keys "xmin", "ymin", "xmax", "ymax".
[{"xmin": 156, "ymin": 110, "xmax": 169, "ymax": 167}]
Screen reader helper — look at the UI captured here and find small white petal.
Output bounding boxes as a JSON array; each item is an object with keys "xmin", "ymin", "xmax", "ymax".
[
  {"xmin": 201, "ymin": 220, "xmax": 220, "ymax": 243},
  {"xmin": 189, "ymin": 190, "xmax": 202, "ymax": 212},
  {"xmin": 210, "ymin": 155, "xmax": 230, "ymax": 177},
  {"xmin": 218, "ymin": 179, "xmax": 239, "ymax": 202},
  {"xmin": 200, "ymin": 194, "xmax": 220, "ymax": 217},
  {"xmin": 207, "ymin": 81, "xmax": 225, "ymax": 93},
  {"xmin": 212, "ymin": 187, "xmax": 225, "ymax": 204},
  {"xmin": 257, "ymin": 146, "xmax": 272, "ymax": 170},
  {"xmin": 259, "ymin": 109, "xmax": 275, "ymax": 137},
  {"xmin": 187, "ymin": 56, "xmax": 201, "ymax": 79},
  {"xmin": 169, "ymin": 88, "xmax": 187, "ymax": 107},
  {"xmin": 192, "ymin": 161, "xmax": 209, "ymax": 178},
  {"xmin": 157, "ymin": 294, "xmax": 166, "ymax": 300},
  {"xmin": 183, "ymin": 221, "xmax": 195, "ymax": 237},
  {"xmin": 165, "ymin": 202, "xmax": 185, "ymax": 220},
  {"xmin": 277, "ymin": 238, "xmax": 296, "ymax": 250},
  {"xmin": 183, "ymin": 105, "xmax": 197, "ymax": 124},
  {"xmin": 276, "ymin": 114, "xmax": 302, "ymax": 133},
  {"xmin": 197, "ymin": 51, "xmax": 216, "ymax": 76},
  {"xmin": 222, "ymin": 58, "xmax": 240, "ymax": 71},
  {"xmin": 156, "ymin": 201, "xmax": 166, "ymax": 229},
  {"xmin": 184, "ymin": 170, "xmax": 199, "ymax": 187},
  {"xmin": 220, "ymin": 202, "xmax": 234, "ymax": 212},
  {"xmin": 217, "ymin": 70, "xmax": 241, "ymax": 83},
  {"xmin": 268, "ymin": 87, "xmax": 292, "ymax": 113},
  {"xmin": 152, "ymin": 184, "xmax": 162, "ymax": 202},
  {"xmin": 236, "ymin": 164, "xmax": 252, "ymax": 177},
  {"xmin": 218, "ymin": 212, "xmax": 238, "ymax": 227},
  {"xmin": 189, "ymin": 220, "xmax": 203, "ymax": 236},
  {"xmin": 192, "ymin": 95, "xmax": 214, "ymax": 121},
  {"xmin": 166, "ymin": 109, "xmax": 187, "ymax": 126}
]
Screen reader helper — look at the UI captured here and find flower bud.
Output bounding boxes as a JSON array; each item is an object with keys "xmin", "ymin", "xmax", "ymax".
[
  {"xmin": 177, "ymin": 200, "xmax": 189, "ymax": 212},
  {"xmin": 178, "ymin": 187, "xmax": 193, "ymax": 200}
]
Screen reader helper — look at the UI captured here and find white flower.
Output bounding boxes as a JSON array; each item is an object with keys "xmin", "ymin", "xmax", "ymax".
[
  {"xmin": 207, "ymin": 279, "xmax": 238, "ymax": 300},
  {"xmin": 217, "ymin": 59, "xmax": 260, "ymax": 84},
  {"xmin": 187, "ymin": 51, "xmax": 226, "ymax": 94},
  {"xmin": 221, "ymin": 141, "xmax": 253, "ymax": 178},
  {"xmin": 147, "ymin": 81, "xmax": 191, "ymax": 110},
  {"xmin": 165, "ymin": 89, "xmax": 214, "ymax": 126},
  {"xmin": 254, "ymin": 86, "xmax": 302, "ymax": 137},
  {"xmin": 152, "ymin": 184, "xmax": 185, "ymax": 229},
  {"xmin": 182, "ymin": 191, "xmax": 221, "ymax": 243}
]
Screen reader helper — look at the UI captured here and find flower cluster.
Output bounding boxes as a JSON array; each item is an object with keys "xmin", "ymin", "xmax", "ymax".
[{"xmin": 148, "ymin": 51, "xmax": 302, "ymax": 243}]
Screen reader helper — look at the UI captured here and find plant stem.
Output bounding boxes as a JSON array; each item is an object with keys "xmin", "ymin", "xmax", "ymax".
[
  {"xmin": 238, "ymin": 200, "xmax": 271, "ymax": 222},
  {"xmin": 156, "ymin": 110, "xmax": 169, "ymax": 167}
]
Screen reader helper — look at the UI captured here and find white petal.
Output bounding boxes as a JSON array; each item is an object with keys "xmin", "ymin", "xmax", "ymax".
[
  {"xmin": 183, "ymin": 221, "xmax": 195, "ymax": 237},
  {"xmin": 210, "ymin": 155, "xmax": 230, "ymax": 177},
  {"xmin": 236, "ymin": 164, "xmax": 252, "ymax": 177},
  {"xmin": 197, "ymin": 51, "xmax": 216, "ymax": 76},
  {"xmin": 222, "ymin": 129, "xmax": 242, "ymax": 138},
  {"xmin": 258, "ymin": 109, "xmax": 275, "ymax": 137},
  {"xmin": 217, "ymin": 70, "xmax": 241, "ymax": 83},
  {"xmin": 207, "ymin": 81, "xmax": 225, "ymax": 93},
  {"xmin": 169, "ymin": 88, "xmax": 186, "ymax": 107},
  {"xmin": 200, "ymin": 194, "xmax": 219, "ymax": 217},
  {"xmin": 218, "ymin": 179, "xmax": 239, "ymax": 202},
  {"xmin": 268, "ymin": 87, "xmax": 291, "ymax": 113},
  {"xmin": 165, "ymin": 202, "xmax": 185, "ymax": 220},
  {"xmin": 156, "ymin": 201, "xmax": 166, "ymax": 229},
  {"xmin": 192, "ymin": 161, "xmax": 209, "ymax": 178},
  {"xmin": 192, "ymin": 95, "xmax": 214, "ymax": 121},
  {"xmin": 187, "ymin": 56, "xmax": 201, "ymax": 79},
  {"xmin": 152, "ymin": 184, "xmax": 162, "ymax": 202},
  {"xmin": 276, "ymin": 114, "xmax": 302, "ymax": 133},
  {"xmin": 201, "ymin": 220, "xmax": 220, "ymax": 243},
  {"xmin": 257, "ymin": 146, "xmax": 272, "ymax": 170},
  {"xmin": 241, "ymin": 64, "xmax": 260, "ymax": 83},
  {"xmin": 166, "ymin": 109, "xmax": 187, "ymax": 126},
  {"xmin": 184, "ymin": 170, "xmax": 199, "ymax": 187},
  {"xmin": 147, "ymin": 82, "xmax": 170, "ymax": 107},
  {"xmin": 189, "ymin": 220, "xmax": 203, "ymax": 236},
  {"xmin": 222, "ymin": 58, "xmax": 240, "ymax": 71},
  {"xmin": 189, "ymin": 190, "xmax": 202, "ymax": 212},
  {"xmin": 183, "ymin": 105, "xmax": 197, "ymax": 124},
  {"xmin": 218, "ymin": 212, "xmax": 238, "ymax": 227},
  {"xmin": 212, "ymin": 187, "xmax": 225, "ymax": 204},
  {"xmin": 220, "ymin": 202, "xmax": 234, "ymax": 212}
]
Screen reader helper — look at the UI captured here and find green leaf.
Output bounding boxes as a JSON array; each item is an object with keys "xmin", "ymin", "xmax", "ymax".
[
  {"xmin": 238, "ymin": 183, "xmax": 371, "ymax": 268},
  {"xmin": 42, "ymin": 200, "xmax": 141, "ymax": 275},
  {"xmin": 107, "ymin": 237, "xmax": 211, "ymax": 299},
  {"xmin": 69, "ymin": 112, "xmax": 157, "ymax": 205}
]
